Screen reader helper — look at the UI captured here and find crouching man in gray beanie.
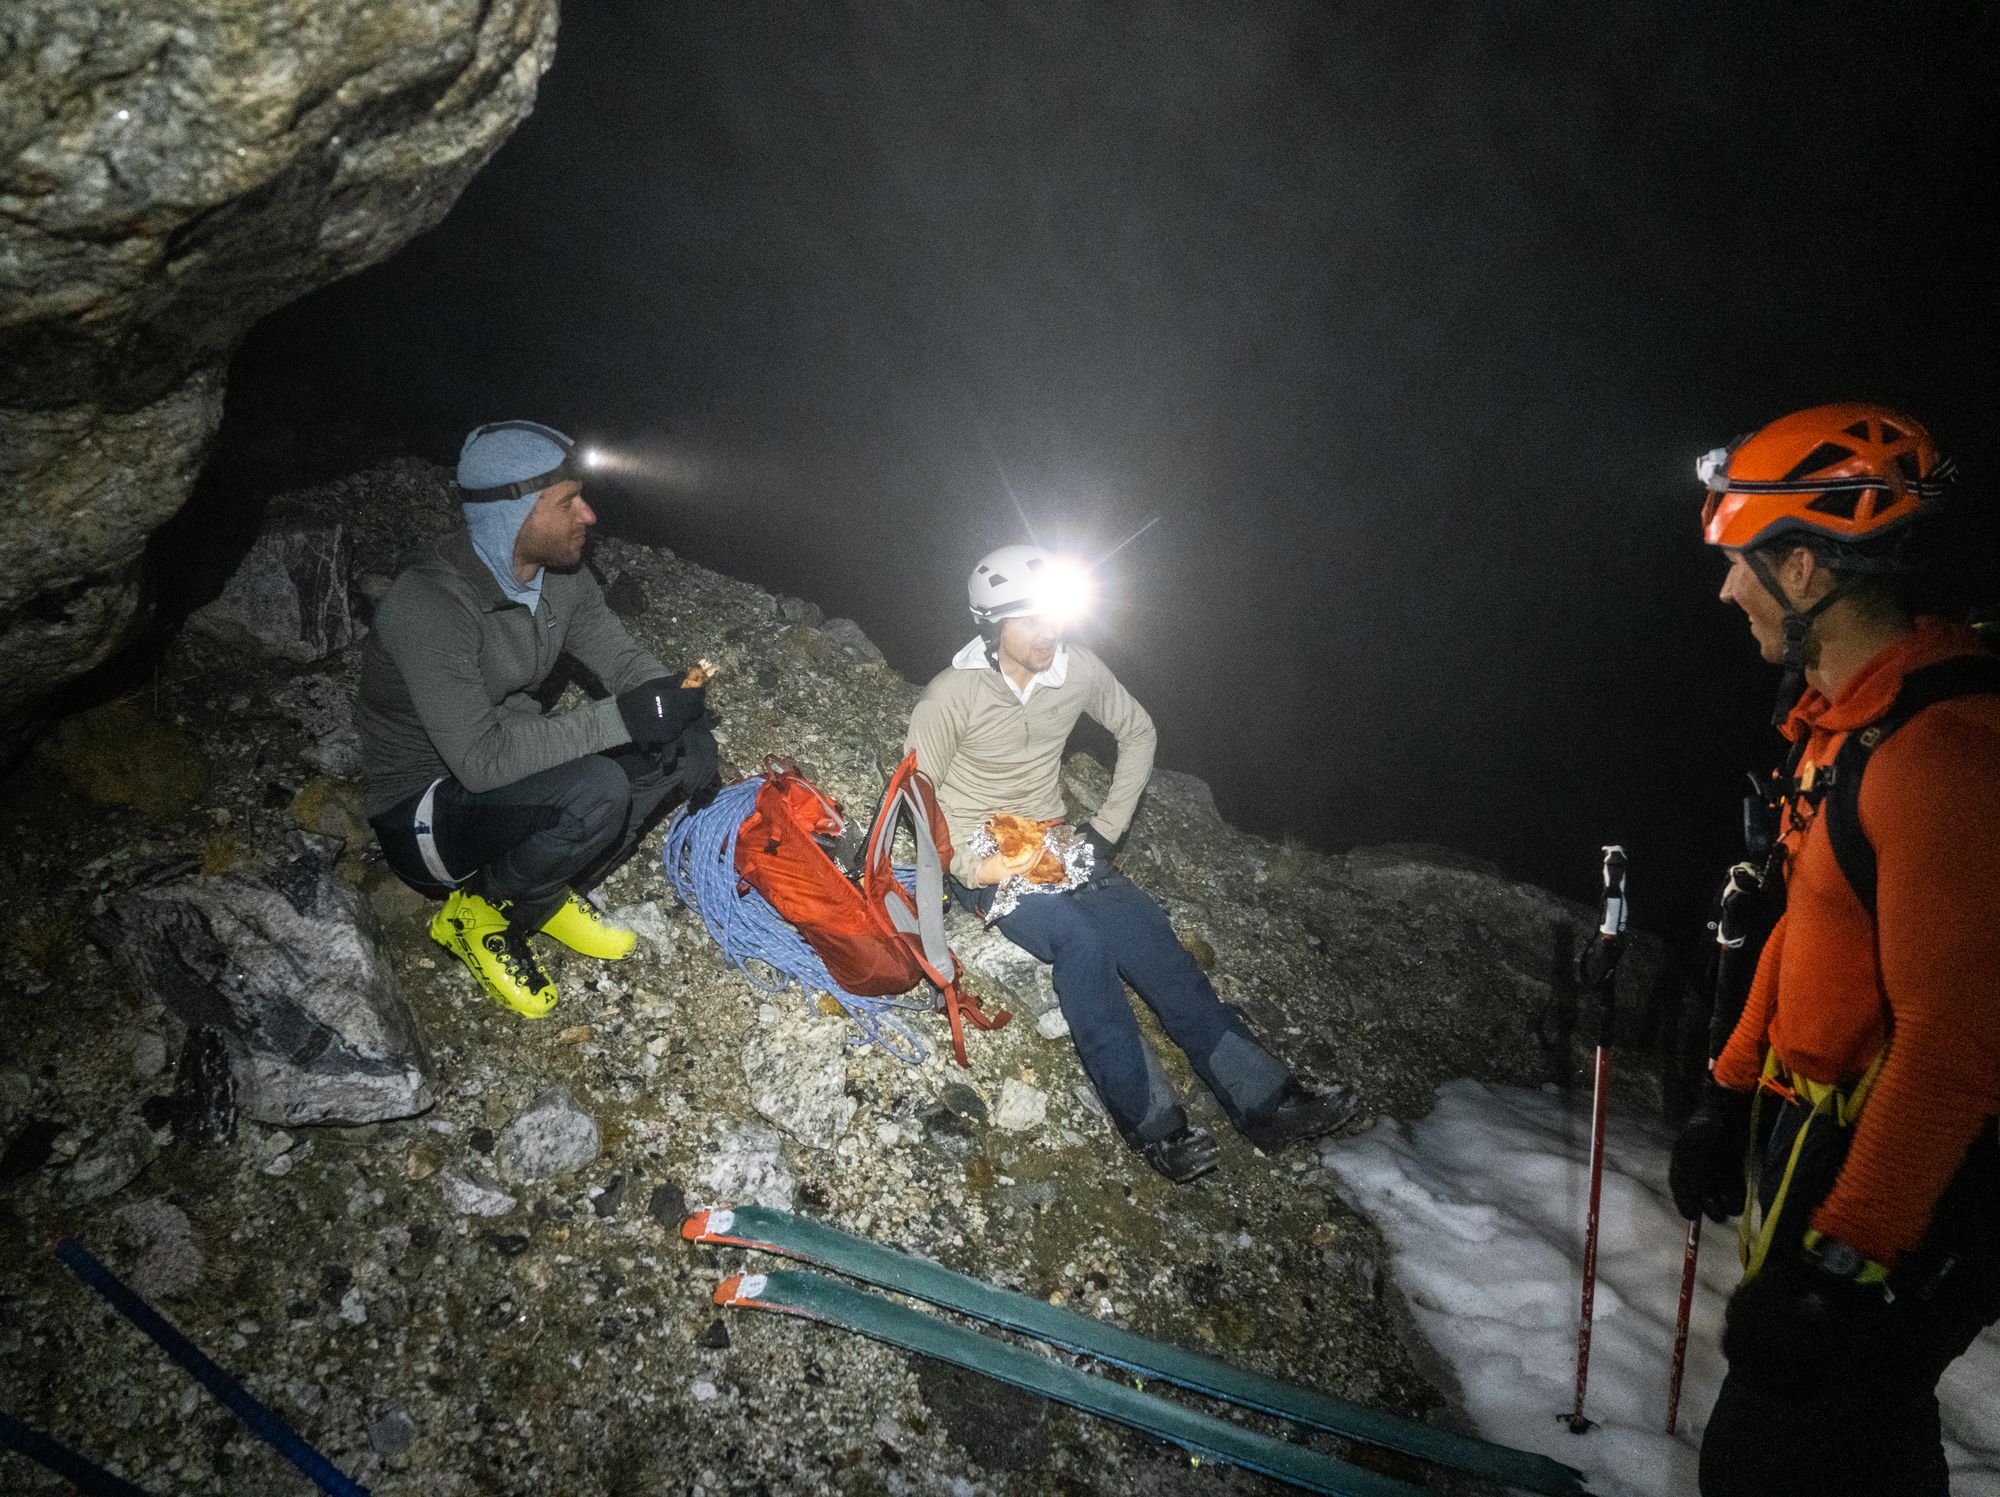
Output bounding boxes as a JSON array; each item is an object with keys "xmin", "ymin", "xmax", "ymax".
[{"xmin": 355, "ymin": 420, "xmax": 718, "ymax": 1017}]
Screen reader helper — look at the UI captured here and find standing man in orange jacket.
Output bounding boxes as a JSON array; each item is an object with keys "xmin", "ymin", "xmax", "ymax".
[{"xmin": 1669, "ymin": 404, "xmax": 2000, "ymax": 1495}]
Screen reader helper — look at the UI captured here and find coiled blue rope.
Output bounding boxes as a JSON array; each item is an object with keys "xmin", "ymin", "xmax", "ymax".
[
  {"xmin": 51, "ymin": 1237, "xmax": 368, "ymax": 1496},
  {"xmin": 663, "ymin": 778, "xmax": 933, "ymax": 1064}
]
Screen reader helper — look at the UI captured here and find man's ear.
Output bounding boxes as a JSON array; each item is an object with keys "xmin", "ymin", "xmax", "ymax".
[
  {"xmin": 1800, "ymin": 544, "xmax": 1840, "ymax": 608},
  {"xmin": 1782, "ymin": 544, "xmax": 1825, "ymax": 604}
]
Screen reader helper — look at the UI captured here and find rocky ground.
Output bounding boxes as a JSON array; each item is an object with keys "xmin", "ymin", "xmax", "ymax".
[{"xmin": 0, "ymin": 460, "xmax": 1688, "ymax": 1495}]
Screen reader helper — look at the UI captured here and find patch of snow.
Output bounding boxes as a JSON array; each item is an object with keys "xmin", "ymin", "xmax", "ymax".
[{"xmin": 1321, "ymin": 1078, "xmax": 2000, "ymax": 1497}]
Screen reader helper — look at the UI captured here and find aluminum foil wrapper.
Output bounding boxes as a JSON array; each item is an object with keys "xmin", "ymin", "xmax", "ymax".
[{"xmin": 968, "ymin": 821, "xmax": 1097, "ymax": 922}]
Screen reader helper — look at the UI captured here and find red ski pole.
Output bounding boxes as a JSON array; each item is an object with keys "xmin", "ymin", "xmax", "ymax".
[
  {"xmin": 1667, "ymin": 1220, "xmax": 1700, "ymax": 1433},
  {"xmin": 1569, "ymin": 845, "xmax": 1629, "ymax": 1435}
]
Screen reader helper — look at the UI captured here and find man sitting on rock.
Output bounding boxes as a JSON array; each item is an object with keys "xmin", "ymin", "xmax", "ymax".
[
  {"xmin": 356, "ymin": 420, "xmax": 716, "ymax": 1017},
  {"xmin": 904, "ymin": 544, "xmax": 1358, "ymax": 1182}
]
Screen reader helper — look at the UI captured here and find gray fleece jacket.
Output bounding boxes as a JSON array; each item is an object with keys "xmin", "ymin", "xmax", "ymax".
[
  {"xmin": 904, "ymin": 640, "xmax": 1156, "ymax": 883},
  {"xmin": 356, "ymin": 530, "xmax": 668, "ymax": 818}
]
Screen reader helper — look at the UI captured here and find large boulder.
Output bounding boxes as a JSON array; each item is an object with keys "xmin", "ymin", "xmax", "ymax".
[
  {"xmin": 0, "ymin": 0, "xmax": 559, "ymax": 733},
  {"xmin": 112, "ymin": 848, "xmax": 435, "ymax": 1125},
  {"xmin": 186, "ymin": 498, "xmax": 354, "ymax": 661}
]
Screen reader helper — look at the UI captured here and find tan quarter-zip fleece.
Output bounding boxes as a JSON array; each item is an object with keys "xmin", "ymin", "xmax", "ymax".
[{"xmin": 904, "ymin": 641, "xmax": 1156, "ymax": 882}]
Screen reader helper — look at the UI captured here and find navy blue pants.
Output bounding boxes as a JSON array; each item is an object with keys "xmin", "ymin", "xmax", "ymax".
[{"xmin": 952, "ymin": 872, "xmax": 1276, "ymax": 1145}]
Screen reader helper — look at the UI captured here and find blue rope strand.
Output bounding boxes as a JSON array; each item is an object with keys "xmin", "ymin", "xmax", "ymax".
[
  {"xmin": 52, "ymin": 1238, "xmax": 369, "ymax": 1497},
  {"xmin": 0, "ymin": 1410, "xmax": 156, "ymax": 1496},
  {"xmin": 663, "ymin": 778, "xmax": 932, "ymax": 1064}
]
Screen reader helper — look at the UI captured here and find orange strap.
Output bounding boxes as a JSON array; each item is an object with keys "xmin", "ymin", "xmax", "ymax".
[{"xmin": 939, "ymin": 981, "xmax": 1010, "ymax": 1068}]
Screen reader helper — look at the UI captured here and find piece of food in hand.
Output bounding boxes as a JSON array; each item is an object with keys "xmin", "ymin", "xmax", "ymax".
[
  {"xmin": 986, "ymin": 814, "xmax": 1070, "ymax": 884},
  {"xmin": 682, "ymin": 658, "xmax": 718, "ymax": 688}
]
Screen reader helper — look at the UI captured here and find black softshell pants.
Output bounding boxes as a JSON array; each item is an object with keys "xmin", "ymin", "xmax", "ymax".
[
  {"xmin": 1699, "ymin": 1098, "xmax": 2000, "ymax": 1497},
  {"xmin": 371, "ymin": 728, "xmax": 717, "ymax": 914}
]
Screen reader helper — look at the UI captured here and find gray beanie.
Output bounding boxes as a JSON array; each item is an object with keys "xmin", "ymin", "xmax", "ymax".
[{"xmin": 458, "ymin": 421, "xmax": 576, "ymax": 609}]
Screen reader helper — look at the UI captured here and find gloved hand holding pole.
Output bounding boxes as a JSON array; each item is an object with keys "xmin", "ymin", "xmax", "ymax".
[{"xmin": 1666, "ymin": 856, "xmax": 1767, "ymax": 1432}]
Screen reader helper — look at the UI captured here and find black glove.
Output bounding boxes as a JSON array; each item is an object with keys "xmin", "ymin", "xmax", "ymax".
[
  {"xmin": 1722, "ymin": 1236, "xmax": 1893, "ymax": 1394},
  {"xmin": 617, "ymin": 676, "xmax": 707, "ymax": 746},
  {"xmin": 1669, "ymin": 1079, "xmax": 1753, "ymax": 1223},
  {"xmin": 1080, "ymin": 824, "xmax": 1128, "ymax": 884}
]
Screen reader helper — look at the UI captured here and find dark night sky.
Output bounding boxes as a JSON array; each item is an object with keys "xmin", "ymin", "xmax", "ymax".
[{"xmin": 208, "ymin": 1, "xmax": 1996, "ymax": 937}]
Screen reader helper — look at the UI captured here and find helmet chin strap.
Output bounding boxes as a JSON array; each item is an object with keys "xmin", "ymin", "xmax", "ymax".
[{"xmin": 1741, "ymin": 549, "xmax": 1862, "ymax": 726}]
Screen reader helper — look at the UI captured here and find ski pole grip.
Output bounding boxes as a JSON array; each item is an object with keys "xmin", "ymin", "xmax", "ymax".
[
  {"xmin": 1598, "ymin": 844, "xmax": 1628, "ymax": 938},
  {"xmin": 1575, "ymin": 845, "xmax": 1629, "ymax": 995}
]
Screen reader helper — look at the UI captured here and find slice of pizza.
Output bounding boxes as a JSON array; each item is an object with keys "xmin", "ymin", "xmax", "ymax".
[{"xmin": 986, "ymin": 813, "xmax": 1072, "ymax": 884}]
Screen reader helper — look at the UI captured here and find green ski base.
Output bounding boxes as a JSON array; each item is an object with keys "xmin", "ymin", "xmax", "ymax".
[
  {"xmin": 717, "ymin": 1268, "xmax": 1426, "ymax": 1497},
  {"xmin": 685, "ymin": 1204, "xmax": 1587, "ymax": 1497}
]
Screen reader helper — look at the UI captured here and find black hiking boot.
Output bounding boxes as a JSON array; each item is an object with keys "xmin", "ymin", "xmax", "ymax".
[
  {"xmin": 1140, "ymin": 1125, "xmax": 1221, "ymax": 1184},
  {"xmin": 1239, "ymin": 1081, "xmax": 1361, "ymax": 1154}
]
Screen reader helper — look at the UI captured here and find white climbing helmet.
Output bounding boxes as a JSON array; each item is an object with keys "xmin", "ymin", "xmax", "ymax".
[{"xmin": 966, "ymin": 545, "xmax": 1095, "ymax": 626}]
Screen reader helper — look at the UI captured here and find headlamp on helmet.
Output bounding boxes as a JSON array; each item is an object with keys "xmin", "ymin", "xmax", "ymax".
[
  {"xmin": 1697, "ymin": 403, "xmax": 1954, "ymax": 552},
  {"xmin": 1029, "ymin": 555, "xmax": 1095, "ymax": 627},
  {"xmin": 967, "ymin": 543, "xmax": 1097, "ymax": 627}
]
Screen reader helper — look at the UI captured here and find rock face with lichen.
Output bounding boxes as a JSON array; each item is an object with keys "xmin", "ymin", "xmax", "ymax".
[
  {"xmin": 0, "ymin": 0, "xmax": 559, "ymax": 735},
  {"xmin": 0, "ymin": 460, "xmax": 1693, "ymax": 1495}
]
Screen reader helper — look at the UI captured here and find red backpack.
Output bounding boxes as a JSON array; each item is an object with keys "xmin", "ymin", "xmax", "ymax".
[{"xmin": 733, "ymin": 752, "xmax": 1010, "ymax": 1066}]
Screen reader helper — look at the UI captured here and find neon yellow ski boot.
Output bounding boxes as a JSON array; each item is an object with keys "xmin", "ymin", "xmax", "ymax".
[
  {"xmin": 429, "ymin": 889, "xmax": 558, "ymax": 1018},
  {"xmin": 538, "ymin": 889, "xmax": 638, "ymax": 961}
]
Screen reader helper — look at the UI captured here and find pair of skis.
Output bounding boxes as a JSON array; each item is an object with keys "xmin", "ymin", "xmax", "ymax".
[{"xmin": 685, "ymin": 1204, "xmax": 1588, "ymax": 1497}]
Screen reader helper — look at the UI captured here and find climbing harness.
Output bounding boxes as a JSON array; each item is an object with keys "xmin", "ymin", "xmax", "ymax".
[
  {"xmin": 0, "ymin": 1238, "xmax": 371, "ymax": 1496},
  {"xmin": 664, "ymin": 777, "xmax": 934, "ymax": 1063},
  {"xmin": 1737, "ymin": 1048, "xmax": 1888, "ymax": 1282}
]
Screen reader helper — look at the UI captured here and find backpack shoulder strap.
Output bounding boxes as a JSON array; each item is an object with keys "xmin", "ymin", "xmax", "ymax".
[
  {"xmin": 1825, "ymin": 652, "xmax": 2000, "ymax": 915},
  {"xmin": 863, "ymin": 753, "xmax": 956, "ymax": 978},
  {"xmin": 864, "ymin": 753, "xmax": 1010, "ymax": 1065}
]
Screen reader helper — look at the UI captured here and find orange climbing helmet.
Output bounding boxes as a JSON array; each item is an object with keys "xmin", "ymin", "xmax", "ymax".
[{"xmin": 1698, "ymin": 402, "xmax": 1955, "ymax": 552}]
